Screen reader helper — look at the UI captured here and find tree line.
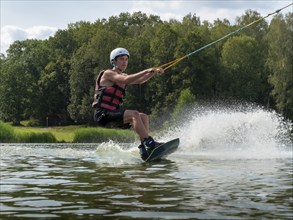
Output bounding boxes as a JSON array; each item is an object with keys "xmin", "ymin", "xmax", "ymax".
[{"xmin": 0, "ymin": 10, "xmax": 292, "ymax": 127}]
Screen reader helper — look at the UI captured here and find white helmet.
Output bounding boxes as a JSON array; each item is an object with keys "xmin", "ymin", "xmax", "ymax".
[{"xmin": 110, "ymin": 48, "xmax": 130, "ymax": 65}]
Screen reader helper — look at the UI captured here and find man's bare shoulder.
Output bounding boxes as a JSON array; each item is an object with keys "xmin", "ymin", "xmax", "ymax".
[
  {"xmin": 101, "ymin": 69, "xmax": 127, "ymax": 85},
  {"xmin": 99, "ymin": 69, "xmax": 114, "ymax": 85},
  {"xmin": 103, "ymin": 69, "xmax": 116, "ymax": 75},
  {"xmin": 104, "ymin": 69, "xmax": 128, "ymax": 79},
  {"xmin": 102, "ymin": 69, "xmax": 117, "ymax": 79},
  {"xmin": 104, "ymin": 69, "xmax": 128, "ymax": 75}
]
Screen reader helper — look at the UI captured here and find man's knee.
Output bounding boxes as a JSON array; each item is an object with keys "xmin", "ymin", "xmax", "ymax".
[
  {"xmin": 131, "ymin": 110, "xmax": 140, "ymax": 119},
  {"xmin": 125, "ymin": 110, "xmax": 148, "ymax": 123},
  {"xmin": 140, "ymin": 113, "xmax": 148, "ymax": 120},
  {"xmin": 131, "ymin": 111, "xmax": 149, "ymax": 123}
]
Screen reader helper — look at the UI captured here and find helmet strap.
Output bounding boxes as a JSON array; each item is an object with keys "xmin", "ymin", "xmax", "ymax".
[{"xmin": 111, "ymin": 60, "xmax": 116, "ymax": 67}]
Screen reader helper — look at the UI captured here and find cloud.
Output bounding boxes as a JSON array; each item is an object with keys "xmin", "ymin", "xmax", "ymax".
[
  {"xmin": 129, "ymin": 0, "xmax": 291, "ymax": 23},
  {"xmin": 129, "ymin": 1, "xmax": 242, "ymax": 23},
  {"xmin": 130, "ymin": 0, "xmax": 185, "ymax": 21},
  {"xmin": 1, "ymin": 25, "xmax": 58, "ymax": 55}
]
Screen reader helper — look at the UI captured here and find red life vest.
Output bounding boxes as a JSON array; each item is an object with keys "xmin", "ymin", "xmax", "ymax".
[{"xmin": 92, "ymin": 70, "xmax": 126, "ymax": 111}]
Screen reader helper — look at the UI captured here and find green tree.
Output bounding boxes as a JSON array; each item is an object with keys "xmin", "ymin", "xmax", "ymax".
[
  {"xmin": 236, "ymin": 10, "xmax": 270, "ymax": 104},
  {"xmin": 170, "ymin": 14, "xmax": 218, "ymax": 100},
  {"xmin": 266, "ymin": 13, "xmax": 293, "ymax": 120},
  {"xmin": 37, "ymin": 28, "xmax": 80, "ymax": 125},
  {"xmin": 172, "ymin": 88, "xmax": 196, "ymax": 120},
  {"xmin": 148, "ymin": 23, "xmax": 179, "ymax": 120},
  {"xmin": 0, "ymin": 56, "xmax": 25, "ymax": 124},
  {"xmin": 38, "ymin": 57, "xmax": 71, "ymax": 125},
  {"xmin": 236, "ymin": 10, "xmax": 268, "ymax": 42},
  {"xmin": 0, "ymin": 40, "xmax": 47, "ymax": 125},
  {"xmin": 221, "ymin": 35, "xmax": 264, "ymax": 101},
  {"xmin": 209, "ymin": 18, "xmax": 234, "ymax": 97}
]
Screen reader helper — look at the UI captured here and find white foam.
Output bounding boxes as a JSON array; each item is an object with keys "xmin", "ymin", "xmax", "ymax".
[
  {"xmin": 0, "ymin": 142, "xmax": 142, "ymax": 165},
  {"xmin": 94, "ymin": 141, "xmax": 142, "ymax": 165},
  {"xmin": 161, "ymin": 105, "xmax": 292, "ymax": 160}
]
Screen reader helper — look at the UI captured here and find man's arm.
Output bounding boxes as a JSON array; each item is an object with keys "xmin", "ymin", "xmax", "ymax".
[
  {"xmin": 102, "ymin": 68, "xmax": 163, "ymax": 85},
  {"xmin": 129, "ymin": 71, "xmax": 156, "ymax": 84}
]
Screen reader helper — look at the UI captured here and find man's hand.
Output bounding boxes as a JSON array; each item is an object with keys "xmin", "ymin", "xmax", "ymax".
[
  {"xmin": 147, "ymin": 68, "xmax": 164, "ymax": 75},
  {"xmin": 154, "ymin": 68, "xmax": 164, "ymax": 75}
]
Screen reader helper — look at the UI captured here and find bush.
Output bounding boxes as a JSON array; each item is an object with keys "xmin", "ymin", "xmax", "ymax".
[
  {"xmin": 173, "ymin": 88, "xmax": 196, "ymax": 119},
  {"xmin": 73, "ymin": 127, "xmax": 136, "ymax": 143},
  {"xmin": 0, "ymin": 122, "xmax": 15, "ymax": 142},
  {"xmin": 27, "ymin": 118, "xmax": 42, "ymax": 127},
  {"xmin": 0, "ymin": 122, "xmax": 56, "ymax": 143},
  {"xmin": 15, "ymin": 131, "xmax": 57, "ymax": 143}
]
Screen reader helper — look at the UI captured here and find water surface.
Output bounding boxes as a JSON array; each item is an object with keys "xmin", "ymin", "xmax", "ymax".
[{"xmin": 1, "ymin": 107, "xmax": 292, "ymax": 219}]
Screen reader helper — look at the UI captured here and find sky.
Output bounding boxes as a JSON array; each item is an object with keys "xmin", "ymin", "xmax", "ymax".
[{"xmin": 1, "ymin": 0, "xmax": 292, "ymax": 54}]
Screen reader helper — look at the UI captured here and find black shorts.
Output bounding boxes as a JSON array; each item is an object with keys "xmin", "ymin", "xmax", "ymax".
[{"xmin": 94, "ymin": 107, "xmax": 131, "ymax": 129}]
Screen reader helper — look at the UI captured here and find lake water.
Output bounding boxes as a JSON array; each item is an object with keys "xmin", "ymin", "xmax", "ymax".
[{"xmin": 1, "ymin": 107, "xmax": 292, "ymax": 219}]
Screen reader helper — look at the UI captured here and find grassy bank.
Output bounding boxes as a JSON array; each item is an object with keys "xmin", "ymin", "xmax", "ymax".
[
  {"xmin": 14, "ymin": 125, "xmax": 78, "ymax": 142},
  {"xmin": 0, "ymin": 122, "xmax": 56, "ymax": 143},
  {"xmin": 0, "ymin": 122, "xmax": 136, "ymax": 143}
]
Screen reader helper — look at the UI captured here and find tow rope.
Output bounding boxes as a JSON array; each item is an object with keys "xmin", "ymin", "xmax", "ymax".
[{"xmin": 159, "ymin": 3, "xmax": 293, "ymax": 71}]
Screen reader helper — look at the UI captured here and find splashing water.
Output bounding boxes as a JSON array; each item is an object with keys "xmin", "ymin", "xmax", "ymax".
[
  {"xmin": 95, "ymin": 141, "xmax": 141, "ymax": 165},
  {"xmin": 164, "ymin": 105, "xmax": 292, "ymax": 160}
]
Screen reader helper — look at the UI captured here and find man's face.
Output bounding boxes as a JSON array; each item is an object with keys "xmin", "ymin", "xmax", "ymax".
[{"xmin": 115, "ymin": 55, "xmax": 129, "ymax": 71}]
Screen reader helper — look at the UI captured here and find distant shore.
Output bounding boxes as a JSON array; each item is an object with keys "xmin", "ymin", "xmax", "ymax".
[{"xmin": 0, "ymin": 122, "xmax": 136, "ymax": 143}]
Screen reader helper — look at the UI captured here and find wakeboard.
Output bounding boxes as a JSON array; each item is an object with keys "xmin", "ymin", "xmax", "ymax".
[{"xmin": 145, "ymin": 138, "xmax": 180, "ymax": 162}]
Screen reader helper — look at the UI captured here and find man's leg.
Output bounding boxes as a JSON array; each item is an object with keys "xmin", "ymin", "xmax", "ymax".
[
  {"xmin": 123, "ymin": 110, "xmax": 148, "ymax": 141},
  {"xmin": 124, "ymin": 110, "xmax": 160, "ymax": 160},
  {"xmin": 139, "ymin": 113, "xmax": 149, "ymax": 134}
]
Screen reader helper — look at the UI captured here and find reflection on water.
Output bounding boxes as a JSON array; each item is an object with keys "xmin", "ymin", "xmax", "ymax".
[{"xmin": 0, "ymin": 143, "xmax": 292, "ymax": 219}]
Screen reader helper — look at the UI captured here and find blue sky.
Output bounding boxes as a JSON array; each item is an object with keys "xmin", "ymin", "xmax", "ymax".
[{"xmin": 1, "ymin": 0, "xmax": 292, "ymax": 54}]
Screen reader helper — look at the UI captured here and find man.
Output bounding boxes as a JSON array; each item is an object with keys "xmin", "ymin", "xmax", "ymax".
[{"xmin": 92, "ymin": 48, "xmax": 164, "ymax": 160}]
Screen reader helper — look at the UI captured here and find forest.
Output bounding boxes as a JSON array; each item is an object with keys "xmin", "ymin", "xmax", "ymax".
[{"xmin": 0, "ymin": 10, "xmax": 292, "ymax": 128}]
